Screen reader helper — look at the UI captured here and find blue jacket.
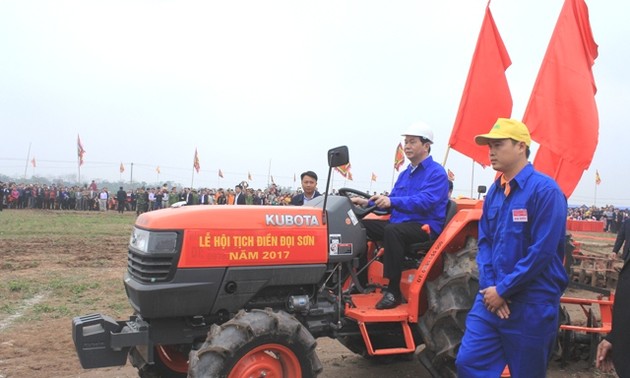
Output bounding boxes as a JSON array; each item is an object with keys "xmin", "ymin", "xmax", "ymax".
[
  {"xmin": 478, "ymin": 163, "xmax": 568, "ymax": 304},
  {"xmin": 384, "ymin": 155, "xmax": 449, "ymax": 236}
]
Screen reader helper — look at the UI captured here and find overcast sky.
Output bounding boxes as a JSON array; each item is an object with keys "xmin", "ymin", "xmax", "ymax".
[{"xmin": 1, "ymin": 1, "xmax": 628, "ymax": 206}]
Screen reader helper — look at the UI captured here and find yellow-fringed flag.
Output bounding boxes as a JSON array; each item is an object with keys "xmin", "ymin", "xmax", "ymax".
[
  {"xmin": 120, "ymin": 162, "xmax": 125, "ymax": 173},
  {"xmin": 335, "ymin": 163, "xmax": 351, "ymax": 179},
  {"xmin": 371, "ymin": 172, "xmax": 377, "ymax": 182},
  {"xmin": 156, "ymin": 166, "xmax": 161, "ymax": 174},
  {"xmin": 193, "ymin": 148, "xmax": 200, "ymax": 173},
  {"xmin": 595, "ymin": 170, "xmax": 601, "ymax": 185},
  {"xmin": 394, "ymin": 143, "xmax": 404, "ymax": 171},
  {"xmin": 77, "ymin": 134, "xmax": 86, "ymax": 166}
]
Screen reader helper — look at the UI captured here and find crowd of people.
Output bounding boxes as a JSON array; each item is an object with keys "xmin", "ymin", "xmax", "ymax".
[
  {"xmin": 2, "ymin": 179, "xmax": 629, "ymax": 222},
  {"xmin": 568, "ymin": 205, "xmax": 629, "ymax": 233},
  {"xmin": 0, "ymin": 179, "xmax": 339, "ymax": 214}
]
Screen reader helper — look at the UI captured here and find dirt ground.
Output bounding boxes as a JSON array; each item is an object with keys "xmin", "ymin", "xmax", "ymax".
[{"xmin": 0, "ymin": 212, "xmax": 621, "ymax": 377}]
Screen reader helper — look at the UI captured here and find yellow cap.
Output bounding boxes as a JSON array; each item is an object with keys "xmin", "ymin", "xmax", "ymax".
[{"xmin": 474, "ymin": 118, "xmax": 531, "ymax": 147}]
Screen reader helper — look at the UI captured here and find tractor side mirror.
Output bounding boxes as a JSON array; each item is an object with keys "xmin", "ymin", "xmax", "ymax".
[
  {"xmin": 328, "ymin": 146, "xmax": 349, "ymax": 168},
  {"xmin": 477, "ymin": 185, "xmax": 487, "ymax": 199}
]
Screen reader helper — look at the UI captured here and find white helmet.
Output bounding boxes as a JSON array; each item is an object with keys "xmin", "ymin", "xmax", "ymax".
[{"xmin": 402, "ymin": 121, "xmax": 434, "ymax": 144}]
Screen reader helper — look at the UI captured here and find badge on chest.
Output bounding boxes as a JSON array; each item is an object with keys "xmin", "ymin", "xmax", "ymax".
[{"xmin": 512, "ymin": 209, "xmax": 528, "ymax": 222}]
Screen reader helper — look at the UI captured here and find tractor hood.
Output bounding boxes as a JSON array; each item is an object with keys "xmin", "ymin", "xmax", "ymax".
[{"xmin": 135, "ymin": 205, "xmax": 329, "ymax": 269}]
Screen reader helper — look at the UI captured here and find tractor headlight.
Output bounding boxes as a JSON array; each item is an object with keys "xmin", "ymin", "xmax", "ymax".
[{"xmin": 129, "ymin": 228, "xmax": 178, "ymax": 254}]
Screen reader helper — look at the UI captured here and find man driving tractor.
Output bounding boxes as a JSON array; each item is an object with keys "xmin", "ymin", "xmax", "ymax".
[{"xmin": 351, "ymin": 122, "xmax": 449, "ymax": 309}]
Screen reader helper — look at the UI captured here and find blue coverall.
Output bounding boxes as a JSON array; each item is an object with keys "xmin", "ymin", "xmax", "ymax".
[
  {"xmin": 363, "ymin": 155, "xmax": 449, "ymax": 295},
  {"xmin": 456, "ymin": 163, "xmax": 568, "ymax": 378}
]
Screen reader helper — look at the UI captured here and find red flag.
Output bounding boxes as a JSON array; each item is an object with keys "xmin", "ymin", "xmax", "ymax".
[
  {"xmin": 525, "ymin": 0, "xmax": 599, "ymax": 197},
  {"xmin": 31, "ymin": 158, "xmax": 36, "ymax": 168},
  {"xmin": 77, "ymin": 134, "xmax": 86, "ymax": 166},
  {"xmin": 193, "ymin": 148, "xmax": 200, "ymax": 173},
  {"xmin": 335, "ymin": 163, "xmax": 351, "ymax": 178},
  {"xmin": 218, "ymin": 169, "xmax": 224, "ymax": 178},
  {"xmin": 371, "ymin": 172, "xmax": 377, "ymax": 182},
  {"xmin": 119, "ymin": 162, "xmax": 125, "ymax": 173},
  {"xmin": 447, "ymin": 169, "xmax": 455, "ymax": 182},
  {"xmin": 448, "ymin": 5, "xmax": 512, "ymax": 167},
  {"xmin": 156, "ymin": 166, "xmax": 161, "ymax": 174},
  {"xmin": 595, "ymin": 170, "xmax": 601, "ymax": 185},
  {"xmin": 248, "ymin": 171, "xmax": 253, "ymax": 181},
  {"xmin": 394, "ymin": 143, "xmax": 405, "ymax": 171}
]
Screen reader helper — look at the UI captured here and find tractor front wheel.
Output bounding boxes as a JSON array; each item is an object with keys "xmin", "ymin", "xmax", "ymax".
[
  {"xmin": 189, "ymin": 308, "xmax": 322, "ymax": 378},
  {"xmin": 133, "ymin": 344, "xmax": 189, "ymax": 378}
]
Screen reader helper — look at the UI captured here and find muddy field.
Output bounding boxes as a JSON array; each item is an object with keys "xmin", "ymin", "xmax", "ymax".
[{"xmin": 0, "ymin": 210, "xmax": 621, "ymax": 377}]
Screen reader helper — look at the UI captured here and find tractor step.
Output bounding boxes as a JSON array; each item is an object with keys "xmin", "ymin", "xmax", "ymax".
[{"xmin": 345, "ymin": 293, "xmax": 415, "ymax": 355}]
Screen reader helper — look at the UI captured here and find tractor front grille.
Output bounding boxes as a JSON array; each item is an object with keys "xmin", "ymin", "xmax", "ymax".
[{"xmin": 127, "ymin": 249, "xmax": 175, "ymax": 283}]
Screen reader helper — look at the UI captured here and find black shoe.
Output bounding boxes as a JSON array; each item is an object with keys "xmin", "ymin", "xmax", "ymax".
[{"xmin": 375, "ymin": 291, "xmax": 401, "ymax": 310}]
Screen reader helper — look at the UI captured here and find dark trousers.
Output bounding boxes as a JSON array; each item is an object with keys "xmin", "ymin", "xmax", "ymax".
[{"xmin": 362, "ymin": 219, "xmax": 429, "ymax": 296}]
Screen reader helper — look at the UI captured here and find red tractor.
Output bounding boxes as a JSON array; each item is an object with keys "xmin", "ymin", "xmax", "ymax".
[{"xmin": 72, "ymin": 146, "xmax": 609, "ymax": 377}]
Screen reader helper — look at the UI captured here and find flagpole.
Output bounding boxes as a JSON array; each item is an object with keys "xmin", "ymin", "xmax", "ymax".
[
  {"xmin": 130, "ymin": 163, "xmax": 134, "ymax": 187},
  {"xmin": 391, "ymin": 168, "xmax": 396, "ymax": 189},
  {"xmin": 442, "ymin": 146, "xmax": 451, "ymax": 167},
  {"xmin": 267, "ymin": 159, "xmax": 272, "ymax": 187},
  {"xmin": 191, "ymin": 149, "xmax": 197, "ymax": 189},
  {"xmin": 78, "ymin": 154, "xmax": 81, "ymax": 185},
  {"xmin": 470, "ymin": 159, "xmax": 475, "ymax": 198},
  {"xmin": 24, "ymin": 142, "xmax": 31, "ymax": 180},
  {"xmin": 594, "ymin": 182, "xmax": 597, "ymax": 207}
]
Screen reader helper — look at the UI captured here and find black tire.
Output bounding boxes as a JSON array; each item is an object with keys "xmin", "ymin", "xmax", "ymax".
[
  {"xmin": 416, "ymin": 237, "xmax": 479, "ymax": 378},
  {"xmin": 189, "ymin": 308, "xmax": 322, "ymax": 378},
  {"xmin": 131, "ymin": 344, "xmax": 189, "ymax": 378}
]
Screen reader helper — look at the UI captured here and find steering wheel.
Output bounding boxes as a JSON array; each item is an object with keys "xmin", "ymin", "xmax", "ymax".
[{"xmin": 338, "ymin": 187, "xmax": 389, "ymax": 218}]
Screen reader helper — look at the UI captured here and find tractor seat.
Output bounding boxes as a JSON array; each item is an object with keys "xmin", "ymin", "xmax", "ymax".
[{"xmin": 406, "ymin": 199, "xmax": 457, "ymax": 257}]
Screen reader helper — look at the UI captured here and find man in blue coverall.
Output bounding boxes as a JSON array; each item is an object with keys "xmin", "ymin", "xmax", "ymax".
[
  {"xmin": 456, "ymin": 118, "xmax": 568, "ymax": 377},
  {"xmin": 351, "ymin": 122, "xmax": 449, "ymax": 309}
]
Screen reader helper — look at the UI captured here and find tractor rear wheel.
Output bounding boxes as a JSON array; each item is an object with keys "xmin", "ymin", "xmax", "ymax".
[
  {"xmin": 189, "ymin": 308, "xmax": 322, "ymax": 378},
  {"xmin": 417, "ymin": 237, "xmax": 479, "ymax": 378}
]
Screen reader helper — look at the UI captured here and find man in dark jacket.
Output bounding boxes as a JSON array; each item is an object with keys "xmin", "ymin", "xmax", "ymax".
[
  {"xmin": 234, "ymin": 185, "xmax": 247, "ymax": 205},
  {"xmin": 0, "ymin": 182, "xmax": 5, "ymax": 211},
  {"xmin": 290, "ymin": 171, "xmax": 321, "ymax": 206},
  {"xmin": 613, "ymin": 218, "xmax": 630, "ymax": 264},
  {"xmin": 116, "ymin": 187, "xmax": 127, "ymax": 214},
  {"xmin": 597, "ymin": 259, "xmax": 630, "ymax": 377}
]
